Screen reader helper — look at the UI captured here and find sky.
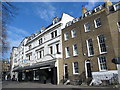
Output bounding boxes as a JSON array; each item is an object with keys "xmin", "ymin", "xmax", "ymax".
[{"xmin": 4, "ymin": 1, "xmax": 118, "ymax": 59}]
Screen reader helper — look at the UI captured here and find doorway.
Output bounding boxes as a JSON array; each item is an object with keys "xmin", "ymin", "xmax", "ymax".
[
  {"xmin": 85, "ymin": 60, "xmax": 92, "ymax": 78},
  {"xmin": 64, "ymin": 64, "xmax": 68, "ymax": 79}
]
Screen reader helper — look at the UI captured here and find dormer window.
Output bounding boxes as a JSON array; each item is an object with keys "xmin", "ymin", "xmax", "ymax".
[
  {"xmin": 31, "ymin": 34, "xmax": 35, "ymax": 39},
  {"xmin": 94, "ymin": 5, "xmax": 103, "ymax": 12},
  {"xmin": 84, "ymin": 11, "xmax": 91, "ymax": 17},
  {"xmin": 113, "ymin": 3, "xmax": 120, "ymax": 11},
  {"xmin": 41, "ymin": 26, "xmax": 46, "ymax": 32},
  {"xmin": 35, "ymin": 30, "xmax": 40, "ymax": 35},
  {"xmin": 66, "ymin": 21, "xmax": 72, "ymax": 27},
  {"xmin": 72, "ymin": 18, "xmax": 79, "ymax": 23},
  {"xmin": 53, "ymin": 17, "xmax": 59, "ymax": 24}
]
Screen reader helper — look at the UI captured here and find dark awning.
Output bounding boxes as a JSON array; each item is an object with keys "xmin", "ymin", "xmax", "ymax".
[
  {"xmin": 13, "ymin": 60, "xmax": 55, "ymax": 72},
  {"xmin": 112, "ymin": 57, "xmax": 120, "ymax": 64}
]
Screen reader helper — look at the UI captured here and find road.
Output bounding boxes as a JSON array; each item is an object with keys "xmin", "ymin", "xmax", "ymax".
[{"xmin": 1, "ymin": 81, "xmax": 115, "ymax": 89}]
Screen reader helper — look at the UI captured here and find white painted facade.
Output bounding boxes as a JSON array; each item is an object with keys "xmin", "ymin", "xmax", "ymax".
[
  {"xmin": 11, "ymin": 13, "xmax": 74, "ymax": 84},
  {"xmin": 10, "ymin": 37, "xmax": 29, "ymax": 80},
  {"xmin": 10, "ymin": 47, "xmax": 18, "ymax": 80}
]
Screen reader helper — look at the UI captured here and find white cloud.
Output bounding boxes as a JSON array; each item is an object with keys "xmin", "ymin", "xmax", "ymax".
[
  {"xmin": 7, "ymin": 26, "xmax": 30, "ymax": 50},
  {"xmin": 85, "ymin": 0, "xmax": 100, "ymax": 10},
  {"xmin": 35, "ymin": 2, "xmax": 56, "ymax": 22}
]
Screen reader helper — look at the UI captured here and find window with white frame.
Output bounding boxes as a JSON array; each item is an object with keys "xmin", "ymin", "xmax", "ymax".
[
  {"xmin": 113, "ymin": 3, "xmax": 120, "ymax": 11},
  {"xmin": 85, "ymin": 11, "xmax": 91, "ymax": 17},
  {"xmin": 97, "ymin": 35, "xmax": 107, "ymax": 54},
  {"xmin": 53, "ymin": 18, "xmax": 59, "ymax": 24},
  {"xmin": 27, "ymin": 54, "xmax": 32, "ymax": 61},
  {"xmin": 51, "ymin": 30, "xmax": 57, "ymax": 39},
  {"xmin": 73, "ymin": 44, "xmax": 78, "ymax": 56},
  {"xmin": 71, "ymin": 29, "xmax": 77, "ymax": 38},
  {"xmin": 56, "ymin": 43, "xmax": 60, "ymax": 54},
  {"xmin": 29, "ymin": 45, "xmax": 32, "ymax": 50},
  {"xmin": 51, "ymin": 32, "xmax": 54, "ymax": 38},
  {"xmin": 117, "ymin": 22, "xmax": 120, "ymax": 32},
  {"xmin": 86, "ymin": 39, "xmax": 94, "ymax": 56},
  {"xmin": 73, "ymin": 62, "xmax": 79, "ymax": 74},
  {"xmin": 98, "ymin": 56, "xmax": 107, "ymax": 71},
  {"xmin": 39, "ymin": 38, "xmax": 43, "ymax": 45},
  {"xmin": 84, "ymin": 23, "xmax": 90, "ymax": 32},
  {"xmin": 94, "ymin": 18, "xmax": 102, "ymax": 28},
  {"xmin": 55, "ymin": 30, "xmax": 57, "ymax": 37},
  {"xmin": 65, "ymin": 47, "xmax": 70, "ymax": 58},
  {"xmin": 37, "ymin": 50, "xmax": 44, "ymax": 59},
  {"xmin": 64, "ymin": 32, "xmax": 69, "ymax": 41},
  {"xmin": 50, "ymin": 46, "xmax": 53, "ymax": 54},
  {"xmin": 40, "ymin": 51, "xmax": 42, "ymax": 58}
]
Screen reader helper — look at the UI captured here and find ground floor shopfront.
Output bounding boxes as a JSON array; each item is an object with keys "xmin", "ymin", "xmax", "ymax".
[
  {"xmin": 17, "ymin": 67, "xmax": 57, "ymax": 84},
  {"xmin": 12, "ymin": 58, "xmax": 60, "ymax": 85}
]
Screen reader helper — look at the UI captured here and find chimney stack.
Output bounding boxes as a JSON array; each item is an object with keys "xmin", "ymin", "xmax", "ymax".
[
  {"xmin": 52, "ymin": 17, "xmax": 59, "ymax": 24},
  {"xmin": 41, "ymin": 26, "xmax": 46, "ymax": 31},
  {"xmin": 104, "ymin": 0, "xmax": 113, "ymax": 7},
  {"xmin": 82, "ymin": 5, "xmax": 88, "ymax": 14}
]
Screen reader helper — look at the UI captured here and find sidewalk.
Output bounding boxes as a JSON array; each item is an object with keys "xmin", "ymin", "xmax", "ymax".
[{"xmin": 2, "ymin": 81, "xmax": 116, "ymax": 88}]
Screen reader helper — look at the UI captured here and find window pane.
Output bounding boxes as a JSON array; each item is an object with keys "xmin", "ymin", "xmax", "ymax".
[
  {"xmin": 74, "ymin": 62, "xmax": 79, "ymax": 73},
  {"xmin": 39, "ymin": 51, "xmax": 41, "ymax": 58},
  {"xmin": 98, "ymin": 35, "xmax": 107, "ymax": 53},
  {"xmin": 73, "ymin": 44, "xmax": 78, "ymax": 56},
  {"xmin": 50, "ymin": 46, "xmax": 53, "ymax": 54},
  {"xmin": 65, "ymin": 47, "xmax": 70, "ymax": 58},
  {"xmin": 71, "ymin": 29, "xmax": 77, "ymax": 37},
  {"xmin": 87, "ymin": 39, "xmax": 94, "ymax": 56},
  {"xmin": 55, "ymin": 30, "xmax": 57, "ymax": 37},
  {"xmin": 56, "ymin": 44, "xmax": 59, "ymax": 54},
  {"xmin": 95, "ymin": 18, "xmax": 101, "ymax": 28},
  {"xmin": 64, "ymin": 33, "xmax": 69, "ymax": 40},
  {"xmin": 39, "ymin": 38, "xmax": 42, "ymax": 45},
  {"xmin": 98, "ymin": 56, "xmax": 107, "ymax": 70},
  {"xmin": 84, "ymin": 23, "xmax": 90, "ymax": 32},
  {"xmin": 51, "ymin": 32, "xmax": 54, "ymax": 38}
]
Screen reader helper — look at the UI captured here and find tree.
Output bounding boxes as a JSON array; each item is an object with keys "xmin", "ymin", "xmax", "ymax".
[{"xmin": 1, "ymin": 2, "xmax": 17, "ymax": 59}]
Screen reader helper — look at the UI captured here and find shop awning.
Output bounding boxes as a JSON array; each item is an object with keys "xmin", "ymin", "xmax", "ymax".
[{"xmin": 13, "ymin": 60, "xmax": 56, "ymax": 72}]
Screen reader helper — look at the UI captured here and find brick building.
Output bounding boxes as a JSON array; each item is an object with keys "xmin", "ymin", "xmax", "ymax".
[{"xmin": 62, "ymin": 1, "xmax": 120, "ymax": 85}]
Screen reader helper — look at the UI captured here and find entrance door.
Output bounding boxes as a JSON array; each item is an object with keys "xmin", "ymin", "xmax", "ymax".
[
  {"xmin": 64, "ymin": 64, "xmax": 68, "ymax": 79},
  {"xmin": 85, "ymin": 60, "xmax": 92, "ymax": 78}
]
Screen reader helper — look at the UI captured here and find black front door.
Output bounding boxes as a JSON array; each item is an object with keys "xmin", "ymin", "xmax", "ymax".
[
  {"xmin": 86, "ymin": 62, "xmax": 92, "ymax": 78},
  {"xmin": 64, "ymin": 64, "xmax": 68, "ymax": 79}
]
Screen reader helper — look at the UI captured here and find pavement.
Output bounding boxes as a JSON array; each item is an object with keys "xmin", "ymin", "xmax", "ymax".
[{"xmin": 1, "ymin": 81, "xmax": 116, "ymax": 89}]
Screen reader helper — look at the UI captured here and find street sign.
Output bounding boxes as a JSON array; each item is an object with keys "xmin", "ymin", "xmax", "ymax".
[{"xmin": 112, "ymin": 57, "xmax": 120, "ymax": 64}]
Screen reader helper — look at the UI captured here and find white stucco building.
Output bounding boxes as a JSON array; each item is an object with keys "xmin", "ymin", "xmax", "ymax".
[{"xmin": 10, "ymin": 13, "xmax": 74, "ymax": 84}]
